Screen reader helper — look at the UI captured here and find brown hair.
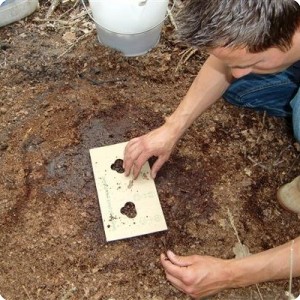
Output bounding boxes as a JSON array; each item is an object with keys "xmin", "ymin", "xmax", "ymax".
[{"xmin": 176, "ymin": 0, "xmax": 300, "ymax": 53}]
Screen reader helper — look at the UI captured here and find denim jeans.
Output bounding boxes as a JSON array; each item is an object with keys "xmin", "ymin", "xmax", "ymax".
[{"xmin": 223, "ymin": 62, "xmax": 300, "ymax": 142}]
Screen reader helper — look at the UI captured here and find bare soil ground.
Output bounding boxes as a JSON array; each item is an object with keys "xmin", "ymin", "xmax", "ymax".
[{"xmin": 0, "ymin": 2, "xmax": 300, "ymax": 299}]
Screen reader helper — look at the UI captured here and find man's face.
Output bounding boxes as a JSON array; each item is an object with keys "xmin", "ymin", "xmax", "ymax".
[{"xmin": 211, "ymin": 46, "xmax": 296, "ymax": 79}]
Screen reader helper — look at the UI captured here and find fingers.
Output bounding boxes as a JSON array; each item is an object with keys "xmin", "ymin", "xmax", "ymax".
[
  {"xmin": 161, "ymin": 252, "xmax": 179, "ymax": 275},
  {"xmin": 161, "ymin": 253, "xmax": 198, "ymax": 297},
  {"xmin": 161, "ymin": 252, "xmax": 190, "ymax": 281},
  {"xmin": 161, "ymin": 263, "xmax": 187, "ymax": 293},
  {"xmin": 132, "ymin": 152, "xmax": 152, "ymax": 179},
  {"xmin": 151, "ymin": 156, "xmax": 168, "ymax": 179},
  {"xmin": 123, "ymin": 139, "xmax": 143, "ymax": 176},
  {"xmin": 161, "ymin": 253, "xmax": 201, "ymax": 298},
  {"xmin": 123, "ymin": 126, "xmax": 173, "ymax": 178},
  {"xmin": 124, "ymin": 136, "xmax": 162, "ymax": 179},
  {"xmin": 167, "ymin": 250, "xmax": 194, "ymax": 267}
]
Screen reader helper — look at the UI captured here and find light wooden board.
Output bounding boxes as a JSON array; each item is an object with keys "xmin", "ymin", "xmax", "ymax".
[{"xmin": 89, "ymin": 142, "xmax": 167, "ymax": 241}]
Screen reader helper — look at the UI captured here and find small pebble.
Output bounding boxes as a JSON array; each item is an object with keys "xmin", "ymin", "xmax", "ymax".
[{"xmin": 0, "ymin": 107, "xmax": 7, "ymax": 114}]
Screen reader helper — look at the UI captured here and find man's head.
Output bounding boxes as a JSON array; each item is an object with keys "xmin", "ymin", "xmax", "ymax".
[{"xmin": 177, "ymin": 0, "xmax": 300, "ymax": 53}]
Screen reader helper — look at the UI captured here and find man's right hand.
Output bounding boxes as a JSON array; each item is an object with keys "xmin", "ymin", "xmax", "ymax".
[
  {"xmin": 123, "ymin": 124, "xmax": 179, "ymax": 179},
  {"xmin": 123, "ymin": 55, "xmax": 232, "ymax": 180}
]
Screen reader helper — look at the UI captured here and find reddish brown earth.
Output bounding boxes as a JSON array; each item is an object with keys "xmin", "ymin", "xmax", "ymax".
[{"xmin": 0, "ymin": 2, "xmax": 300, "ymax": 299}]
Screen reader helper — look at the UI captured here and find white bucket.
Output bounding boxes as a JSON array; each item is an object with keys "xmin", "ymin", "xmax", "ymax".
[
  {"xmin": 0, "ymin": 0, "xmax": 39, "ymax": 27},
  {"xmin": 88, "ymin": 0, "xmax": 169, "ymax": 56}
]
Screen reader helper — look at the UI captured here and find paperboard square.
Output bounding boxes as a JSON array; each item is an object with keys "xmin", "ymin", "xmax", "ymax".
[{"xmin": 89, "ymin": 142, "xmax": 167, "ymax": 241}]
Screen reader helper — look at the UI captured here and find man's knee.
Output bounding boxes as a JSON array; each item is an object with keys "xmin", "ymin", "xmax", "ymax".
[
  {"xmin": 223, "ymin": 70, "xmax": 299, "ymax": 117},
  {"xmin": 291, "ymin": 90, "xmax": 300, "ymax": 143}
]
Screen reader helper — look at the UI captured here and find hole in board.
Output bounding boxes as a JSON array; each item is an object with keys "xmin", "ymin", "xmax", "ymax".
[
  {"xmin": 111, "ymin": 159, "xmax": 125, "ymax": 173},
  {"xmin": 120, "ymin": 202, "xmax": 137, "ymax": 218}
]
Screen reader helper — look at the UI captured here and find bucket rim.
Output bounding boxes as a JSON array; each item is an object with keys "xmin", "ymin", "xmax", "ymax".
[{"xmin": 95, "ymin": 19, "xmax": 164, "ymax": 36}]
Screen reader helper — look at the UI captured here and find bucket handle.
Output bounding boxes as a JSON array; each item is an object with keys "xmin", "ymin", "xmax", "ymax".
[
  {"xmin": 138, "ymin": 0, "xmax": 147, "ymax": 5},
  {"xmin": 81, "ymin": 0, "xmax": 177, "ymax": 35}
]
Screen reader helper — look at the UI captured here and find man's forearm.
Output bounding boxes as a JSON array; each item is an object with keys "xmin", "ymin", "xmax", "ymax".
[
  {"xmin": 230, "ymin": 237, "xmax": 300, "ymax": 288},
  {"xmin": 166, "ymin": 54, "xmax": 232, "ymax": 138}
]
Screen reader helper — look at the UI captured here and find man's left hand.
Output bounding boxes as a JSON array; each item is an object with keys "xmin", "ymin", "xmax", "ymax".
[{"xmin": 160, "ymin": 250, "xmax": 234, "ymax": 299}]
